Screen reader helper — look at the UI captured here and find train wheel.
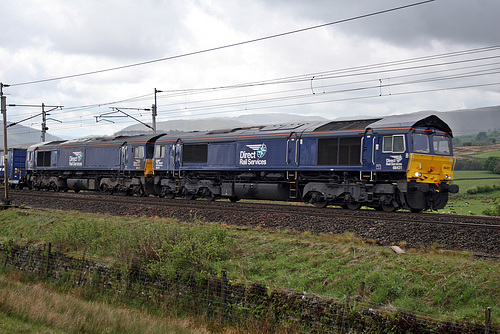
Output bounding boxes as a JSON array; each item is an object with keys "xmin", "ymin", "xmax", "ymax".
[
  {"xmin": 411, "ymin": 208, "xmax": 422, "ymax": 213},
  {"xmin": 310, "ymin": 192, "xmax": 327, "ymax": 208},
  {"xmin": 313, "ymin": 200, "xmax": 328, "ymax": 208},
  {"xmin": 185, "ymin": 193, "xmax": 196, "ymax": 200},
  {"xmin": 344, "ymin": 201, "xmax": 361, "ymax": 210},
  {"xmin": 229, "ymin": 196, "xmax": 239, "ymax": 202},
  {"xmin": 381, "ymin": 204, "xmax": 396, "ymax": 212}
]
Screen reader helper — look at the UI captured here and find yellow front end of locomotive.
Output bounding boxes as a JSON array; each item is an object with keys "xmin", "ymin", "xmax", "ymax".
[
  {"xmin": 144, "ymin": 158, "xmax": 155, "ymax": 177},
  {"xmin": 407, "ymin": 153, "xmax": 455, "ymax": 184}
]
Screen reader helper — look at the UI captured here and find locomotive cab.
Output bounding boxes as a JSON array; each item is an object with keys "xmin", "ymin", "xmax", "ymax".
[
  {"xmin": 366, "ymin": 115, "xmax": 459, "ymax": 212},
  {"xmin": 405, "ymin": 129, "xmax": 459, "ymax": 211}
]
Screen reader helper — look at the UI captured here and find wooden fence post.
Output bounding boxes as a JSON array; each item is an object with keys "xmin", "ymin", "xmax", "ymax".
[
  {"xmin": 45, "ymin": 242, "xmax": 52, "ymax": 277},
  {"xmin": 358, "ymin": 282, "xmax": 365, "ymax": 300},
  {"xmin": 485, "ymin": 307, "xmax": 491, "ymax": 334},
  {"xmin": 206, "ymin": 278, "xmax": 211, "ymax": 318},
  {"xmin": 340, "ymin": 291, "xmax": 350, "ymax": 334},
  {"xmin": 78, "ymin": 249, "xmax": 86, "ymax": 285},
  {"xmin": 221, "ymin": 269, "xmax": 228, "ymax": 321}
]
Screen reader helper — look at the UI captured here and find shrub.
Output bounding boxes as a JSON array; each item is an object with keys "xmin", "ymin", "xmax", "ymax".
[
  {"xmin": 465, "ymin": 187, "xmax": 478, "ymax": 194},
  {"xmin": 146, "ymin": 223, "xmax": 230, "ymax": 281},
  {"xmin": 476, "ymin": 132, "xmax": 488, "ymax": 141},
  {"xmin": 493, "ymin": 161, "xmax": 500, "ymax": 174},
  {"xmin": 454, "ymin": 159, "xmax": 483, "ymax": 171},
  {"xmin": 483, "ymin": 157, "xmax": 499, "ymax": 172},
  {"xmin": 47, "ymin": 215, "xmax": 231, "ymax": 281},
  {"xmin": 482, "ymin": 204, "xmax": 500, "ymax": 217}
]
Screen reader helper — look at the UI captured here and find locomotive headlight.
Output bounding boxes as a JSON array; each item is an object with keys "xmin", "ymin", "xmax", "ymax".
[{"xmin": 415, "ymin": 172, "xmax": 422, "ymax": 177}]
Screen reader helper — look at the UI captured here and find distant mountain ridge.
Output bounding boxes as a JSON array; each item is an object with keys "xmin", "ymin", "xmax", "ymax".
[
  {"xmin": 0, "ymin": 123, "xmax": 61, "ymax": 150},
  {"xmin": 114, "ymin": 113, "xmax": 329, "ymax": 136},
  {"xmin": 359, "ymin": 106, "xmax": 499, "ymax": 137},
  {"xmin": 1, "ymin": 106, "xmax": 498, "ymax": 149},
  {"xmin": 116, "ymin": 106, "xmax": 499, "ymax": 137},
  {"xmin": 412, "ymin": 106, "xmax": 499, "ymax": 136}
]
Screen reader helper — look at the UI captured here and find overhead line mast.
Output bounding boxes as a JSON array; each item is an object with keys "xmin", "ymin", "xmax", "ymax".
[{"xmin": 1, "ymin": 82, "xmax": 11, "ymax": 205}]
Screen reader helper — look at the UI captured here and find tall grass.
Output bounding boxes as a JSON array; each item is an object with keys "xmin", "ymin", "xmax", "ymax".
[
  {"xmin": 0, "ymin": 274, "xmax": 209, "ymax": 334},
  {"xmin": 0, "ymin": 209, "xmax": 231, "ymax": 281}
]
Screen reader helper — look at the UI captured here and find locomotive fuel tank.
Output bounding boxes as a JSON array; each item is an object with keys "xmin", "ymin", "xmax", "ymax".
[{"xmin": 233, "ymin": 183, "xmax": 289, "ymax": 201}]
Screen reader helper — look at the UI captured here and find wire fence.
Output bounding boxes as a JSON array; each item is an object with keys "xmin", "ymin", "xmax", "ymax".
[{"xmin": 0, "ymin": 241, "xmax": 497, "ymax": 333}]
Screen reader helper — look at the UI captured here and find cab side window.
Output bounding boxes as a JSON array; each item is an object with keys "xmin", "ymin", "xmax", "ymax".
[
  {"xmin": 382, "ymin": 135, "xmax": 405, "ymax": 153},
  {"xmin": 154, "ymin": 145, "xmax": 165, "ymax": 158},
  {"xmin": 133, "ymin": 146, "xmax": 145, "ymax": 159}
]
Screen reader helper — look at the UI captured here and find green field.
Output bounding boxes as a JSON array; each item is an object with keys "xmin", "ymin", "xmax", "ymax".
[
  {"xmin": 445, "ymin": 194, "xmax": 499, "ymax": 215},
  {"xmin": 452, "ymin": 170, "xmax": 500, "ymax": 193},
  {"xmin": 470, "ymin": 151, "xmax": 500, "ymax": 159},
  {"xmin": 448, "ymin": 170, "xmax": 499, "ymax": 215}
]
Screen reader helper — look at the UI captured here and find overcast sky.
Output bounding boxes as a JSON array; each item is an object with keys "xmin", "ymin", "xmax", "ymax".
[{"xmin": 1, "ymin": 0, "xmax": 499, "ymax": 139}]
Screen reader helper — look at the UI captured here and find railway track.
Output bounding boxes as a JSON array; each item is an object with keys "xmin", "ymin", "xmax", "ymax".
[
  {"xmin": 8, "ymin": 189, "xmax": 500, "ymax": 229},
  {"xmin": 6, "ymin": 189, "xmax": 500, "ymax": 255}
]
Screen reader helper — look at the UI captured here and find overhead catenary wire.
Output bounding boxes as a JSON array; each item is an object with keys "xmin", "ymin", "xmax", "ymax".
[
  {"xmin": 9, "ymin": 78, "xmax": 500, "ymax": 137},
  {"xmin": 7, "ymin": 73, "xmax": 500, "ymax": 137},
  {"xmin": 5, "ymin": 44, "xmax": 500, "ymax": 136},
  {"xmin": 14, "ymin": 44, "xmax": 498, "ymax": 119}
]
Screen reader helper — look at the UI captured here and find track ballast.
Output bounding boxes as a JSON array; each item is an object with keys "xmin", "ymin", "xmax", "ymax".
[{"xmin": 7, "ymin": 189, "xmax": 500, "ymax": 256}]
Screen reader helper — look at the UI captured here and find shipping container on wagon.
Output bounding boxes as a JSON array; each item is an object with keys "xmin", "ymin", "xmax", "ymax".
[{"xmin": 0, "ymin": 148, "xmax": 27, "ymax": 186}]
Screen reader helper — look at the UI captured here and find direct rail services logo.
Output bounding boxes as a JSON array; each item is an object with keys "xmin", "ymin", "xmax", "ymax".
[
  {"xmin": 240, "ymin": 143, "xmax": 267, "ymax": 165},
  {"xmin": 386, "ymin": 155, "xmax": 403, "ymax": 170},
  {"xmin": 69, "ymin": 151, "xmax": 83, "ymax": 167}
]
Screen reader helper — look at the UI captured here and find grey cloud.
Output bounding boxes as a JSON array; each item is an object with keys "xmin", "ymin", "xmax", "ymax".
[
  {"xmin": 264, "ymin": 0, "xmax": 500, "ymax": 47},
  {"xmin": 2, "ymin": 0, "xmax": 188, "ymax": 60}
]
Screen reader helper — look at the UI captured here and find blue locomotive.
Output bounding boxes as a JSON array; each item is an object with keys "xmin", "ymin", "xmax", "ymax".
[{"xmin": 25, "ymin": 114, "xmax": 459, "ymax": 212}]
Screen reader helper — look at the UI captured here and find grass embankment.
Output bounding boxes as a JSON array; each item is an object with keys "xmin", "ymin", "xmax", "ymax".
[{"xmin": 0, "ymin": 208, "xmax": 498, "ymax": 331}]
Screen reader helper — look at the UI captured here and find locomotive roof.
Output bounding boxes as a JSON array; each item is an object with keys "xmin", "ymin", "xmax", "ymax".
[
  {"xmin": 199, "ymin": 115, "xmax": 451, "ymax": 137},
  {"xmin": 28, "ymin": 114, "xmax": 453, "ymax": 151},
  {"xmin": 312, "ymin": 118, "xmax": 381, "ymax": 132},
  {"xmin": 27, "ymin": 134, "xmax": 159, "ymax": 150},
  {"xmin": 368, "ymin": 114, "xmax": 453, "ymax": 136},
  {"xmin": 157, "ymin": 119, "xmax": 382, "ymax": 141}
]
